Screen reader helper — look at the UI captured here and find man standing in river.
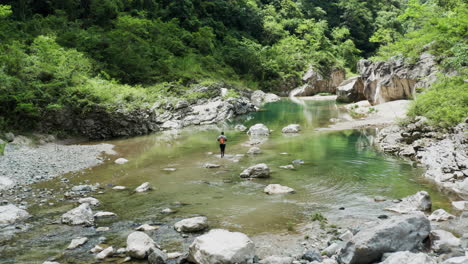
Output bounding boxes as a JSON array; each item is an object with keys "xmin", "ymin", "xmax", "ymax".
[{"xmin": 217, "ymin": 132, "xmax": 227, "ymax": 158}]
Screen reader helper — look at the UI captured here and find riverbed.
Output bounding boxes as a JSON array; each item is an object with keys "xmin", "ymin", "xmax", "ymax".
[{"xmin": 0, "ymin": 98, "xmax": 456, "ymax": 263}]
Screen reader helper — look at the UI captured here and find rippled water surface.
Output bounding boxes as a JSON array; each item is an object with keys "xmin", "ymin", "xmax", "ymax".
[{"xmin": 2, "ymin": 98, "xmax": 453, "ymax": 263}]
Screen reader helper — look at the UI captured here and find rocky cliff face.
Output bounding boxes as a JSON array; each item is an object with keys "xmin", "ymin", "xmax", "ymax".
[
  {"xmin": 290, "ymin": 67, "xmax": 345, "ymax": 97},
  {"xmin": 41, "ymin": 86, "xmax": 276, "ymax": 139},
  {"xmin": 357, "ymin": 53, "xmax": 438, "ymax": 105}
]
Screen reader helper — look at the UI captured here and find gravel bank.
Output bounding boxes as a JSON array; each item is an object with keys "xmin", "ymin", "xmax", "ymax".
[{"xmin": 0, "ymin": 142, "xmax": 115, "ymax": 189}]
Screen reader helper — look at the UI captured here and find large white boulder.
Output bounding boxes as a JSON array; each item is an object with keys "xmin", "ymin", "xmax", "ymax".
[
  {"xmin": 251, "ymin": 90, "xmax": 280, "ymax": 107},
  {"xmin": 428, "ymin": 209, "xmax": 455, "ymax": 222},
  {"xmin": 174, "ymin": 216, "xmax": 208, "ymax": 233},
  {"xmin": 0, "ymin": 204, "xmax": 30, "ymax": 225},
  {"xmin": 339, "ymin": 214, "xmax": 431, "ymax": 264},
  {"xmin": 379, "ymin": 251, "xmax": 436, "ymax": 264},
  {"xmin": 126, "ymin": 231, "xmax": 158, "ymax": 259},
  {"xmin": 264, "ymin": 184, "xmax": 295, "ymax": 195},
  {"xmin": 240, "ymin": 163, "xmax": 270, "ymax": 178},
  {"xmin": 281, "ymin": 124, "xmax": 301, "ymax": 133},
  {"xmin": 247, "ymin": 124, "xmax": 270, "ymax": 136},
  {"xmin": 385, "ymin": 191, "xmax": 431, "ymax": 214},
  {"xmin": 61, "ymin": 203, "xmax": 94, "ymax": 226},
  {"xmin": 188, "ymin": 229, "xmax": 255, "ymax": 264}
]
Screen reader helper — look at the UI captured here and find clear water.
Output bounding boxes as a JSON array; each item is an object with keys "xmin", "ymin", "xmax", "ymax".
[{"xmin": 1, "ymin": 98, "xmax": 453, "ymax": 263}]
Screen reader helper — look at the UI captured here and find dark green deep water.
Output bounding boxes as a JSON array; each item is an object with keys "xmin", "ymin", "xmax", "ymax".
[{"xmin": 2, "ymin": 98, "xmax": 452, "ymax": 263}]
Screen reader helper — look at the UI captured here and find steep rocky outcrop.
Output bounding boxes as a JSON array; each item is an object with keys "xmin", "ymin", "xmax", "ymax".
[
  {"xmin": 358, "ymin": 53, "xmax": 438, "ymax": 105},
  {"xmin": 336, "ymin": 76, "xmax": 366, "ymax": 103},
  {"xmin": 41, "ymin": 85, "xmax": 262, "ymax": 139},
  {"xmin": 290, "ymin": 67, "xmax": 345, "ymax": 97}
]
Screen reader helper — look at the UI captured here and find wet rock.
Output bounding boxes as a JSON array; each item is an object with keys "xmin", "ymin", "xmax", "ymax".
[
  {"xmin": 279, "ymin": 165, "xmax": 294, "ymax": 170},
  {"xmin": 126, "ymin": 231, "xmax": 158, "ymax": 259},
  {"xmin": 204, "ymin": 163, "xmax": 220, "ymax": 168},
  {"xmin": 431, "ymin": 230, "xmax": 461, "ymax": 254},
  {"xmin": 385, "ymin": 191, "xmax": 431, "ymax": 214},
  {"xmin": 96, "ymin": 246, "xmax": 114, "ymax": 260},
  {"xmin": 78, "ymin": 197, "xmax": 100, "ymax": 207},
  {"xmin": 0, "ymin": 204, "xmax": 30, "ymax": 225},
  {"xmin": 442, "ymin": 256, "xmax": 468, "ymax": 264},
  {"xmin": 339, "ymin": 214, "xmax": 431, "ymax": 264},
  {"xmin": 428, "ymin": 209, "xmax": 455, "ymax": 222},
  {"xmin": 115, "ymin": 158, "xmax": 129, "ymax": 164},
  {"xmin": 247, "ymin": 124, "xmax": 270, "ymax": 136},
  {"xmin": 452, "ymin": 201, "xmax": 468, "ymax": 211},
  {"xmin": 240, "ymin": 163, "xmax": 270, "ymax": 178},
  {"xmin": 174, "ymin": 216, "xmax": 208, "ymax": 233},
  {"xmin": 235, "ymin": 124, "xmax": 247, "ymax": 132},
  {"xmin": 302, "ymin": 248, "xmax": 322, "ymax": 262},
  {"xmin": 94, "ymin": 211, "xmax": 116, "ymax": 218},
  {"xmin": 135, "ymin": 182, "xmax": 151, "ymax": 193},
  {"xmin": 188, "ymin": 229, "xmax": 255, "ymax": 264},
  {"xmin": 247, "ymin": 147, "xmax": 262, "ymax": 155},
  {"xmin": 61, "ymin": 203, "xmax": 94, "ymax": 226},
  {"xmin": 148, "ymin": 247, "xmax": 168, "ymax": 264},
  {"xmin": 260, "ymin": 256, "xmax": 294, "ymax": 264},
  {"xmin": 282, "ymin": 124, "xmax": 301, "ymax": 134},
  {"xmin": 136, "ymin": 224, "xmax": 159, "ymax": 231},
  {"xmin": 67, "ymin": 237, "xmax": 88, "ymax": 250},
  {"xmin": 264, "ymin": 184, "xmax": 295, "ymax": 195},
  {"xmin": 379, "ymin": 251, "xmax": 436, "ymax": 264}
]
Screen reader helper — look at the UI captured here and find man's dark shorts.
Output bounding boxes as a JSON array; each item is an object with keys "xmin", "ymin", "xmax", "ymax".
[{"xmin": 220, "ymin": 144, "xmax": 226, "ymax": 152}]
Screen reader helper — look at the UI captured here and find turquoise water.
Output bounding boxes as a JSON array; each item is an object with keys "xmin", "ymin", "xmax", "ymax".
[{"xmin": 2, "ymin": 98, "xmax": 453, "ymax": 263}]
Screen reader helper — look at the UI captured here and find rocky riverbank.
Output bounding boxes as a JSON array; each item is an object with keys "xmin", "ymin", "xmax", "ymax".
[{"xmin": 377, "ymin": 116, "xmax": 468, "ymax": 199}]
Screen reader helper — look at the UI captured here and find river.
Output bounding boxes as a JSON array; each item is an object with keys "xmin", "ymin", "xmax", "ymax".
[{"xmin": 1, "ymin": 98, "xmax": 453, "ymax": 263}]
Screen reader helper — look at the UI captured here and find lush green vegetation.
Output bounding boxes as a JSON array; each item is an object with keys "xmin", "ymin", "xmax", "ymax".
[
  {"xmin": 370, "ymin": 0, "xmax": 467, "ymax": 127},
  {"xmin": 0, "ymin": 0, "xmax": 466, "ymax": 131}
]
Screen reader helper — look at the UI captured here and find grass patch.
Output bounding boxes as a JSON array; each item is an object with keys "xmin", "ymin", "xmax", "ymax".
[
  {"xmin": 408, "ymin": 75, "xmax": 468, "ymax": 128},
  {"xmin": 0, "ymin": 143, "xmax": 5, "ymax": 155}
]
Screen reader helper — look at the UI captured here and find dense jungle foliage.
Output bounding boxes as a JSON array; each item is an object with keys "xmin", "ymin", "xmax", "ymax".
[{"xmin": 0, "ymin": 0, "xmax": 466, "ymax": 130}]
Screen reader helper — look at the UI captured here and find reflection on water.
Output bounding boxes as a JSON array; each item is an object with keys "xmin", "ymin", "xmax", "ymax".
[{"xmin": 2, "ymin": 98, "xmax": 453, "ymax": 263}]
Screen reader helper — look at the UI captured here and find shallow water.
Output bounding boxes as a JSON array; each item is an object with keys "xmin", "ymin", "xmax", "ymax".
[{"xmin": 1, "ymin": 98, "xmax": 454, "ymax": 263}]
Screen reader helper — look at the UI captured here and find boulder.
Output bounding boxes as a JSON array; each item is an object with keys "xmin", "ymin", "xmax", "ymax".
[
  {"xmin": 174, "ymin": 216, "xmax": 208, "ymax": 233},
  {"xmin": 336, "ymin": 77, "xmax": 366, "ymax": 103},
  {"xmin": 264, "ymin": 184, "xmax": 295, "ymax": 195},
  {"xmin": 188, "ymin": 229, "xmax": 255, "ymax": 264},
  {"xmin": 379, "ymin": 251, "xmax": 436, "ymax": 264},
  {"xmin": 148, "ymin": 247, "xmax": 168, "ymax": 264},
  {"xmin": 115, "ymin": 158, "xmax": 128, "ymax": 164},
  {"xmin": 240, "ymin": 163, "xmax": 270, "ymax": 178},
  {"xmin": 78, "ymin": 197, "xmax": 100, "ymax": 207},
  {"xmin": 251, "ymin": 90, "xmax": 280, "ymax": 107},
  {"xmin": 339, "ymin": 213, "xmax": 431, "ymax": 264},
  {"xmin": 431, "ymin": 230, "xmax": 461, "ymax": 254},
  {"xmin": 61, "ymin": 203, "xmax": 94, "ymax": 226},
  {"xmin": 247, "ymin": 124, "xmax": 270, "ymax": 136},
  {"xmin": 302, "ymin": 248, "xmax": 322, "ymax": 262},
  {"xmin": 0, "ymin": 204, "xmax": 30, "ymax": 225},
  {"xmin": 247, "ymin": 147, "xmax": 262, "ymax": 155},
  {"xmin": 235, "ymin": 124, "xmax": 247, "ymax": 132},
  {"xmin": 135, "ymin": 182, "xmax": 151, "ymax": 193},
  {"xmin": 452, "ymin": 201, "xmax": 468, "ymax": 211},
  {"xmin": 126, "ymin": 231, "xmax": 158, "ymax": 259},
  {"xmin": 428, "ymin": 209, "xmax": 455, "ymax": 222},
  {"xmin": 291, "ymin": 67, "xmax": 346, "ymax": 96},
  {"xmin": 96, "ymin": 246, "xmax": 114, "ymax": 260},
  {"xmin": 67, "ymin": 237, "xmax": 88, "ymax": 250},
  {"xmin": 281, "ymin": 124, "xmax": 301, "ymax": 133},
  {"xmin": 385, "ymin": 191, "xmax": 431, "ymax": 214},
  {"xmin": 259, "ymin": 256, "xmax": 294, "ymax": 264}
]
